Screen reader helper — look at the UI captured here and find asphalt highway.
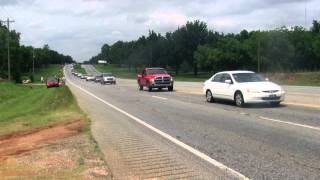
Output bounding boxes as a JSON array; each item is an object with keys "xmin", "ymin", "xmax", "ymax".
[{"xmin": 66, "ymin": 65, "xmax": 320, "ymax": 179}]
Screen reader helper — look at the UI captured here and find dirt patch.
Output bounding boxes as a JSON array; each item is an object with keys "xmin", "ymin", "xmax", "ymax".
[
  {"xmin": 0, "ymin": 120, "xmax": 84, "ymax": 161},
  {"xmin": 0, "ymin": 127, "xmax": 110, "ymax": 179}
]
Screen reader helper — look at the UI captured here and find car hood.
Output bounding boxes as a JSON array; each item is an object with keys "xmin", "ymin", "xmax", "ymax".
[
  {"xmin": 237, "ymin": 81, "xmax": 282, "ymax": 91},
  {"xmin": 147, "ymin": 74, "xmax": 171, "ymax": 79}
]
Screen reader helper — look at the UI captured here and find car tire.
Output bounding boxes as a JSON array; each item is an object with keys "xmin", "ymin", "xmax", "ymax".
[
  {"xmin": 206, "ymin": 90, "xmax": 214, "ymax": 103},
  {"xmin": 139, "ymin": 85, "xmax": 143, "ymax": 91},
  {"xmin": 234, "ymin": 91, "xmax": 245, "ymax": 107},
  {"xmin": 148, "ymin": 86, "xmax": 152, "ymax": 92},
  {"xmin": 271, "ymin": 102, "xmax": 280, "ymax": 106},
  {"xmin": 168, "ymin": 86, "xmax": 173, "ymax": 91}
]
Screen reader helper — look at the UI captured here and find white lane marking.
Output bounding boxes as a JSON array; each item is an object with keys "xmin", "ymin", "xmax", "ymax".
[
  {"xmin": 64, "ymin": 68, "xmax": 249, "ymax": 180},
  {"xmin": 151, "ymin": 96, "xmax": 168, "ymax": 100},
  {"xmin": 259, "ymin": 116, "xmax": 320, "ymax": 131}
]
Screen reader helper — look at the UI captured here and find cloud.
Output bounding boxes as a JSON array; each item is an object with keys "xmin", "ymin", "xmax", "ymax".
[{"xmin": 1, "ymin": 0, "xmax": 319, "ymax": 62}]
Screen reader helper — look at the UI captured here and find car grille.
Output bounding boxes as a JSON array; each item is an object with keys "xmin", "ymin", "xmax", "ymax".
[
  {"xmin": 154, "ymin": 77, "xmax": 171, "ymax": 85},
  {"xmin": 107, "ymin": 78, "xmax": 113, "ymax": 81},
  {"xmin": 262, "ymin": 90, "xmax": 279, "ymax": 93}
]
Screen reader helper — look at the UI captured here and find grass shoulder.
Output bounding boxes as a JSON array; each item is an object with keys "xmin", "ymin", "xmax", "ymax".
[{"xmin": 0, "ymin": 82, "xmax": 111, "ymax": 179}]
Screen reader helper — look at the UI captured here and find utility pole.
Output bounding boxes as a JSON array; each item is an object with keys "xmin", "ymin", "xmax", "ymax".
[{"xmin": 1, "ymin": 18, "xmax": 15, "ymax": 80}]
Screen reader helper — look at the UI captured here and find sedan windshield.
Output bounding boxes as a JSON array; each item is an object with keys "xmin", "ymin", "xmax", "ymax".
[
  {"xmin": 102, "ymin": 73, "xmax": 113, "ymax": 77},
  {"xmin": 146, "ymin": 69, "xmax": 167, "ymax": 74},
  {"xmin": 232, "ymin": 73, "xmax": 265, "ymax": 83}
]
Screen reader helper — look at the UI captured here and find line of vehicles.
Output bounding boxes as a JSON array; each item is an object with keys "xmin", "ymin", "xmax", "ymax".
[
  {"xmin": 71, "ymin": 71, "xmax": 116, "ymax": 85},
  {"xmin": 70, "ymin": 65, "xmax": 286, "ymax": 107}
]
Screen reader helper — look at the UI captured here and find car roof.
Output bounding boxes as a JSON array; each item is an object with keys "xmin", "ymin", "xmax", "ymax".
[{"xmin": 217, "ymin": 70, "xmax": 254, "ymax": 74}]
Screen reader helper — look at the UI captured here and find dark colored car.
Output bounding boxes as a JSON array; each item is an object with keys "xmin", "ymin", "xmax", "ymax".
[{"xmin": 46, "ymin": 76, "xmax": 59, "ymax": 88}]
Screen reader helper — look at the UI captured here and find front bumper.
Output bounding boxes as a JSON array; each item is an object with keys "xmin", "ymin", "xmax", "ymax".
[
  {"xmin": 102, "ymin": 80, "xmax": 116, "ymax": 83},
  {"xmin": 244, "ymin": 92, "xmax": 285, "ymax": 103},
  {"xmin": 149, "ymin": 82, "xmax": 173, "ymax": 88}
]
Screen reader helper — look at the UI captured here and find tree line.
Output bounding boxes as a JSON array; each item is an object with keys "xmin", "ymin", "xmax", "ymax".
[
  {"xmin": 0, "ymin": 22, "xmax": 74, "ymax": 82},
  {"xmin": 88, "ymin": 20, "xmax": 320, "ymax": 75}
]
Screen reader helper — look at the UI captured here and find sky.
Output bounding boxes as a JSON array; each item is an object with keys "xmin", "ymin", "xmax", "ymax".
[{"xmin": 0, "ymin": 0, "xmax": 319, "ymax": 62}]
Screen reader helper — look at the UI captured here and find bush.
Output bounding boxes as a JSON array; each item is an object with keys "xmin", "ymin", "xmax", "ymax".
[
  {"xmin": 180, "ymin": 61, "xmax": 191, "ymax": 73},
  {"xmin": 29, "ymin": 75, "xmax": 34, "ymax": 82}
]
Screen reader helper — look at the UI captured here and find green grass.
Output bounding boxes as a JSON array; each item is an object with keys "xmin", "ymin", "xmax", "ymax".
[
  {"xmin": 94, "ymin": 64, "xmax": 211, "ymax": 82},
  {"xmin": 0, "ymin": 82, "xmax": 85, "ymax": 137},
  {"xmin": 266, "ymin": 71, "xmax": 320, "ymax": 86},
  {"xmin": 74, "ymin": 64, "xmax": 86, "ymax": 74},
  {"xmin": 94, "ymin": 64, "xmax": 138, "ymax": 79}
]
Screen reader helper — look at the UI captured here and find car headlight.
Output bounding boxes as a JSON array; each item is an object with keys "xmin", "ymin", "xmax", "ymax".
[
  {"xmin": 170, "ymin": 77, "xmax": 173, "ymax": 82},
  {"xmin": 246, "ymin": 88, "xmax": 260, "ymax": 93}
]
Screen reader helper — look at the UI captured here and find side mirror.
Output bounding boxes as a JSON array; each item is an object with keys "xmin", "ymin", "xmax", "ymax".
[{"xmin": 225, "ymin": 79, "xmax": 232, "ymax": 84}]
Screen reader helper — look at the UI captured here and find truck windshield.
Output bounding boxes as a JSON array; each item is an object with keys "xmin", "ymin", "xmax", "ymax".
[
  {"xmin": 232, "ymin": 73, "xmax": 265, "ymax": 83},
  {"xmin": 146, "ymin": 69, "xmax": 167, "ymax": 74}
]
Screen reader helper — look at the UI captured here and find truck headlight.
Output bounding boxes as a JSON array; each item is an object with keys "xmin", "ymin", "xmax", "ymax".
[{"xmin": 170, "ymin": 77, "xmax": 173, "ymax": 82}]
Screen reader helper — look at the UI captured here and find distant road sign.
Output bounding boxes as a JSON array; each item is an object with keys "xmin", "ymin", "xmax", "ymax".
[{"xmin": 98, "ymin": 60, "xmax": 107, "ymax": 64}]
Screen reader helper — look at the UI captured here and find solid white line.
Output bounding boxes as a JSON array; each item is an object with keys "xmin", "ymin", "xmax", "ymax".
[
  {"xmin": 64, "ymin": 68, "xmax": 249, "ymax": 180},
  {"xmin": 259, "ymin": 116, "xmax": 320, "ymax": 131},
  {"xmin": 151, "ymin": 96, "xmax": 168, "ymax": 100}
]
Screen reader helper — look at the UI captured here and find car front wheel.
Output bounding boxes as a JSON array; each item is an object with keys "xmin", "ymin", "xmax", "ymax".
[
  {"xmin": 234, "ymin": 91, "xmax": 244, "ymax": 107},
  {"xmin": 206, "ymin": 90, "xmax": 214, "ymax": 103},
  {"xmin": 168, "ymin": 86, "xmax": 173, "ymax": 91}
]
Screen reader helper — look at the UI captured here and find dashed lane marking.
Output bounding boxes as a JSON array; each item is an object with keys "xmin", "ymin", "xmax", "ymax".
[
  {"xmin": 259, "ymin": 116, "xmax": 320, "ymax": 131},
  {"xmin": 152, "ymin": 96, "xmax": 168, "ymax": 100}
]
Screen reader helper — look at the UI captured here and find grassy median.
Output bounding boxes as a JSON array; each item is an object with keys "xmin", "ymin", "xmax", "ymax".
[{"xmin": 0, "ymin": 82, "xmax": 84, "ymax": 137}]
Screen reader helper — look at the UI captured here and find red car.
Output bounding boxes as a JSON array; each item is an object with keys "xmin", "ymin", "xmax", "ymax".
[
  {"xmin": 137, "ymin": 67, "xmax": 174, "ymax": 92},
  {"xmin": 46, "ymin": 77, "xmax": 59, "ymax": 88}
]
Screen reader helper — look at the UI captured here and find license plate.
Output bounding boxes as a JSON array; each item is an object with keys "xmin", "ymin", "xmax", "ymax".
[{"xmin": 269, "ymin": 94, "xmax": 277, "ymax": 98}]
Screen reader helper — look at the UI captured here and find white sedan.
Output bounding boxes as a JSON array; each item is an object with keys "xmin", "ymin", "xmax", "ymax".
[{"xmin": 203, "ymin": 71, "xmax": 285, "ymax": 107}]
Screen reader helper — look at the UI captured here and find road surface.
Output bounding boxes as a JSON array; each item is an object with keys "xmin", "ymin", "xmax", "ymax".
[{"xmin": 65, "ymin": 65, "xmax": 320, "ymax": 179}]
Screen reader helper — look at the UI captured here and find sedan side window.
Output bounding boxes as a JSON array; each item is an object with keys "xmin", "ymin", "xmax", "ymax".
[
  {"xmin": 220, "ymin": 74, "xmax": 233, "ymax": 83},
  {"xmin": 212, "ymin": 74, "xmax": 222, "ymax": 82}
]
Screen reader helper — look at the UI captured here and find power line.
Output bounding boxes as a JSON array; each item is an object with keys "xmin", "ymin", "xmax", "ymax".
[{"xmin": 0, "ymin": 18, "xmax": 15, "ymax": 80}]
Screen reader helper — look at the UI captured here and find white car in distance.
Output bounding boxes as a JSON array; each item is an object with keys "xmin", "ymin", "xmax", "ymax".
[{"xmin": 203, "ymin": 71, "xmax": 285, "ymax": 107}]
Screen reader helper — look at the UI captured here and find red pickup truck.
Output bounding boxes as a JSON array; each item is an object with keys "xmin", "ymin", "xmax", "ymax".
[{"xmin": 137, "ymin": 67, "xmax": 174, "ymax": 92}]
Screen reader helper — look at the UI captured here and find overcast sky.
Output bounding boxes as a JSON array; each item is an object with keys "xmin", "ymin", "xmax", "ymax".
[{"xmin": 0, "ymin": 0, "xmax": 319, "ymax": 61}]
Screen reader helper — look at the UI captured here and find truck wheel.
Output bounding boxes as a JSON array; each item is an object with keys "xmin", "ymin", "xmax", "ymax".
[
  {"xmin": 148, "ymin": 86, "xmax": 152, "ymax": 92},
  {"xmin": 139, "ymin": 85, "xmax": 143, "ymax": 91},
  {"xmin": 168, "ymin": 86, "xmax": 173, "ymax": 91}
]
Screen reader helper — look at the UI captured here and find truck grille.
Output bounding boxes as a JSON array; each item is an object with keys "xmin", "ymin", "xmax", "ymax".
[{"xmin": 154, "ymin": 77, "xmax": 171, "ymax": 85}]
